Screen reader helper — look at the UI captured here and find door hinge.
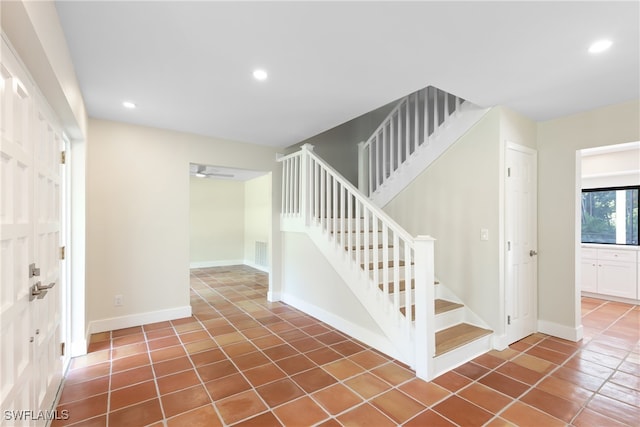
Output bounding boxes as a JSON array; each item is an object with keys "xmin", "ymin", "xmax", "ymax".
[
  {"xmin": 507, "ymin": 167, "xmax": 511, "ymax": 177},
  {"xmin": 507, "ymin": 241, "xmax": 511, "ymax": 251},
  {"xmin": 60, "ymin": 246, "xmax": 66, "ymax": 260},
  {"xmin": 60, "ymin": 151, "xmax": 66, "ymax": 164},
  {"xmin": 61, "ymin": 342, "xmax": 65, "ymax": 356},
  {"xmin": 507, "ymin": 315, "xmax": 511, "ymax": 325}
]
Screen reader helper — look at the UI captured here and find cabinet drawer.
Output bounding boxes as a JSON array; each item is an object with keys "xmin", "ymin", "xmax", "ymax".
[
  {"xmin": 598, "ymin": 249, "xmax": 636, "ymax": 262},
  {"xmin": 581, "ymin": 248, "xmax": 598, "ymax": 260}
]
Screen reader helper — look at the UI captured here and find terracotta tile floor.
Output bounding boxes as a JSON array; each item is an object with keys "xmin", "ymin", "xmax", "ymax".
[{"xmin": 53, "ymin": 266, "xmax": 640, "ymax": 426}]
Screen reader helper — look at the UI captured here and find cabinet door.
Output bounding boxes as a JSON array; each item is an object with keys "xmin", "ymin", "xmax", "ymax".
[
  {"xmin": 581, "ymin": 259, "xmax": 598, "ymax": 292},
  {"xmin": 597, "ymin": 260, "xmax": 637, "ymax": 299}
]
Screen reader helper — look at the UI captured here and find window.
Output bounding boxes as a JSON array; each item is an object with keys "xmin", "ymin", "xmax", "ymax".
[{"xmin": 581, "ymin": 186, "xmax": 639, "ymax": 245}]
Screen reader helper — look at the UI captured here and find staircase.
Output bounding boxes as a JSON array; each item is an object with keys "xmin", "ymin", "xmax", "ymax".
[
  {"xmin": 358, "ymin": 86, "xmax": 489, "ymax": 207},
  {"xmin": 279, "ymin": 140, "xmax": 493, "ymax": 380}
]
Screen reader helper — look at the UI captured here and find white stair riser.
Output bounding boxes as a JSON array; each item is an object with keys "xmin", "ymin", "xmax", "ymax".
[
  {"xmin": 324, "ymin": 218, "xmax": 369, "ymax": 231},
  {"xmin": 433, "ymin": 333, "xmax": 493, "ymax": 378},
  {"xmin": 351, "ymin": 247, "xmax": 396, "ymax": 261},
  {"xmin": 369, "ymin": 267, "xmax": 413, "ymax": 281},
  {"xmin": 435, "ymin": 308, "xmax": 465, "ymax": 331}
]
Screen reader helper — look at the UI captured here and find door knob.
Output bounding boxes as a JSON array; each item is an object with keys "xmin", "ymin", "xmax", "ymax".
[{"xmin": 529, "ymin": 250, "xmax": 538, "ymax": 257}]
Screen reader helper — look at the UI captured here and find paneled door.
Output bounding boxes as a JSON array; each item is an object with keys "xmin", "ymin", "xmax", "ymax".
[
  {"xmin": 505, "ymin": 143, "xmax": 538, "ymax": 344},
  {"xmin": 1, "ymin": 37, "xmax": 64, "ymax": 426}
]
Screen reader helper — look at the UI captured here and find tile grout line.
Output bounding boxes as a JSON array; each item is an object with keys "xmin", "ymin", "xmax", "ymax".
[{"xmin": 193, "ymin": 269, "xmax": 411, "ymax": 426}]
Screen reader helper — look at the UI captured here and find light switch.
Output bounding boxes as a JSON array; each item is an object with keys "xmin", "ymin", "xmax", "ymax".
[{"xmin": 480, "ymin": 229, "xmax": 489, "ymax": 241}]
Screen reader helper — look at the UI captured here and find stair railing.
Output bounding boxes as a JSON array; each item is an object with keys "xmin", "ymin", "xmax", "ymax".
[
  {"xmin": 358, "ymin": 86, "xmax": 464, "ymax": 197},
  {"xmin": 280, "ymin": 144, "xmax": 436, "ymax": 379}
]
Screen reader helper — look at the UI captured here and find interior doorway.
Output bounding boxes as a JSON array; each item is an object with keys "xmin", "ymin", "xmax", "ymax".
[{"xmin": 188, "ymin": 163, "xmax": 271, "ymax": 273}]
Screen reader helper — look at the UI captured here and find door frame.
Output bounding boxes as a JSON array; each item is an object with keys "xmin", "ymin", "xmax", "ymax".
[{"xmin": 502, "ymin": 141, "xmax": 538, "ymax": 346}]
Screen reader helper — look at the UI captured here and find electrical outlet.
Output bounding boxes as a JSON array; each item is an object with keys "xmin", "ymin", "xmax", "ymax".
[{"xmin": 114, "ymin": 294, "xmax": 123, "ymax": 306}]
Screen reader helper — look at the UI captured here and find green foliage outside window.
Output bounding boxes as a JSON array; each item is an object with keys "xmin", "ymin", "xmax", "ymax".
[{"xmin": 581, "ymin": 187, "xmax": 639, "ymax": 245}]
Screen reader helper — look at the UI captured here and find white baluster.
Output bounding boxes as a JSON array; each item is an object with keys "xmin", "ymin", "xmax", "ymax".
[
  {"xmin": 433, "ymin": 88, "xmax": 439, "ymax": 136},
  {"xmin": 405, "ymin": 99, "xmax": 410, "ymax": 157},
  {"xmin": 390, "ymin": 114, "xmax": 395, "ymax": 174},
  {"xmin": 392, "ymin": 233, "xmax": 400, "ymax": 320},
  {"xmin": 376, "ymin": 134, "xmax": 381, "ymax": 189},
  {"xmin": 397, "ymin": 107, "xmax": 402, "ymax": 164},
  {"xmin": 423, "ymin": 87, "xmax": 430, "ymax": 145},
  {"xmin": 294, "ymin": 157, "xmax": 298, "ymax": 214},
  {"xmin": 358, "ymin": 141, "xmax": 367, "ymax": 195},
  {"xmin": 413, "ymin": 93, "xmax": 419, "ymax": 150},
  {"xmin": 355, "ymin": 200, "xmax": 361, "ymax": 268},
  {"xmin": 382, "ymin": 223, "xmax": 389, "ymax": 306},
  {"xmin": 404, "ymin": 240, "xmax": 412, "ymax": 333},
  {"xmin": 444, "ymin": 92, "xmax": 450, "ymax": 124}
]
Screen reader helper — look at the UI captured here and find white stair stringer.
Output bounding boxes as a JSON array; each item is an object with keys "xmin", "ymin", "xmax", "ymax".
[
  {"xmin": 370, "ymin": 103, "xmax": 490, "ymax": 207},
  {"xmin": 305, "ymin": 223, "xmax": 416, "ymax": 368}
]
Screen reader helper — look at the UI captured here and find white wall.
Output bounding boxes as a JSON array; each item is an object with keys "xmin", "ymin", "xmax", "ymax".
[
  {"xmin": 189, "ymin": 177, "xmax": 245, "ymax": 266},
  {"xmin": 537, "ymin": 100, "xmax": 640, "ymax": 336},
  {"xmin": 244, "ymin": 174, "xmax": 271, "ymax": 268},
  {"xmin": 289, "ymin": 101, "xmax": 397, "ymax": 185},
  {"xmin": 581, "ymin": 144, "xmax": 640, "ymax": 189},
  {"xmin": 86, "ymin": 118, "xmax": 281, "ymax": 333}
]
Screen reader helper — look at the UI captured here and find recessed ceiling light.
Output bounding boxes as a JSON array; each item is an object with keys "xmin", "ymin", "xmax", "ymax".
[
  {"xmin": 253, "ymin": 69, "xmax": 268, "ymax": 81},
  {"xmin": 588, "ymin": 39, "xmax": 612, "ymax": 54},
  {"xmin": 122, "ymin": 101, "xmax": 136, "ymax": 109}
]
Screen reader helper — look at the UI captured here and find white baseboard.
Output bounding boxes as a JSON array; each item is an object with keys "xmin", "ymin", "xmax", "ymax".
[
  {"xmin": 70, "ymin": 338, "xmax": 88, "ymax": 358},
  {"xmin": 189, "ymin": 260, "xmax": 270, "ymax": 274},
  {"xmin": 538, "ymin": 319, "xmax": 583, "ymax": 342},
  {"xmin": 244, "ymin": 260, "xmax": 270, "ymax": 273},
  {"xmin": 189, "ymin": 260, "xmax": 244, "ymax": 269},
  {"xmin": 267, "ymin": 291, "xmax": 282, "ymax": 302},
  {"xmin": 88, "ymin": 306, "xmax": 192, "ymax": 335},
  {"xmin": 581, "ymin": 291, "xmax": 639, "ymax": 306},
  {"xmin": 492, "ymin": 333, "xmax": 509, "ymax": 351},
  {"xmin": 281, "ymin": 292, "xmax": 402, "ymax": 361}
]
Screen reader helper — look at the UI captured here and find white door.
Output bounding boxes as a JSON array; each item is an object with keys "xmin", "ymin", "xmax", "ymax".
[
  {"xmin": 1, "ymin": 37, "xmax": 64, "ymax": 426},
  {"xmin": 505, "ymin": 143, "xmax": 537, "ymax": 344}
]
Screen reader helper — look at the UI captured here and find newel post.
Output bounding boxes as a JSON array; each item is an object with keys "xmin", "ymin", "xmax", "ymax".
[
  {"xmin": 357, "ymin": 141, "xmax": 367, "ymax": 195},
  {"xmin": 413, "ymin": 235, "xmax": 436, "ymax": 380},
  {"xmin": 300, "ymin": 143, "xmax": 314, "ymax": 226}
]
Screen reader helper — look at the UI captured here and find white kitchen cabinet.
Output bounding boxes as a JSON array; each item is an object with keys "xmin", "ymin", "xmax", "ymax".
[{"xmin": 581, "ymin": 246, "xmax": 638, "ymax": 300}]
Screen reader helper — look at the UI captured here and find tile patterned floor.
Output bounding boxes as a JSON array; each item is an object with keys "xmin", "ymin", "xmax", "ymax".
[{"xmin": 53, "ymin": 266, "xmax": 640, "ymax": 426}]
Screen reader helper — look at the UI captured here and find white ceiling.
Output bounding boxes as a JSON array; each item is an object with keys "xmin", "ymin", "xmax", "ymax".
[{"xmin": 55, "ymin": 1, "xmax": 639, "ymax": 148}]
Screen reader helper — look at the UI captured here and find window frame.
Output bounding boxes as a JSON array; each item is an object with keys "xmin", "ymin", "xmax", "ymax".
[{"xmin": 581, "ymin": 185, "xmax": 639, "ymax": 246}]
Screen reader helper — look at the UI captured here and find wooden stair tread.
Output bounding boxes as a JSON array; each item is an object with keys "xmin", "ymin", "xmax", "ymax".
[
  {"xmin": 363, "ymin": 260, "xmax": 408, "ymax": 270},
  {"xmin": 435, "ymin": 323, "xmax": 492, "ymax": 356},
  {"xmin": 377, "ymin": 279, "xmax": 438, "ymax": 293},
  {"xmin": 435, "ymin": 299, "xmax": 463, "ymax": 314},
  {"xmin": 399, "ymin": 299, "xmax": 462, "ymax": 321},
  {"xmin": 345, "ymin": 244, "xmax": 392, "ymax": 250},
  {"xmin": 379, "ymin": 279, "xmax": 414, "ymax": 293}
]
